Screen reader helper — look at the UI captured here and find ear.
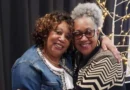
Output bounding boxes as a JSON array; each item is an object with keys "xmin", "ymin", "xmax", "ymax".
[
  {"xmin": 43, "ymin": 35, "xmax": 47, "ymax": 38},
  {"xmin": 97, "ymin": 30, "xmax": 100, "ymax": 36}
]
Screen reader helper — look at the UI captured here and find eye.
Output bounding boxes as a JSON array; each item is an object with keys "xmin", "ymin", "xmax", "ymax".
[
  {"xmin": 73, "ymin": 31, "xmax": 82, "ymax": 37},
  {"xmin": 86, "ymin": 30, "xmax": 92, "ymax": 35},
  {"xmin": 54, "ymin": 29, "xmax": 62, "ymax": 35},
  {"xmin": 54, "ymin": 29, "xmax": 71, "ymax": 41},
  {"xmin": 86, "ymin": 29, "xmax": 94, "ymax": 35},
  {"xmin": 84, "ymin": 28, "xmax": 95, "ymax": 38},
  {"xmin": 65, "ymin": 34, "xmax": 72, "ymax": 40}
]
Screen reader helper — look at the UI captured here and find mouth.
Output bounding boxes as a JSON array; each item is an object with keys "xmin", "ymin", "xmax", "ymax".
[
  {"xmin": 79, "ymin": 42, "xmax": 91, "ymax": 48},
  {"xmin": 55, "ymin": 43, "xmax": 64, "ymax": 50}
]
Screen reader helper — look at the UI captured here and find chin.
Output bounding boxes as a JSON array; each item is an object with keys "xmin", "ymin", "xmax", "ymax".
[
  {"xmin": 82, "ymin": 52, "xmax": 89, "ymax": 56},
  {"xmin": 55, "ymin": 51, "xmax": 64, "ymax": 56},
  {"xmin": 79, "ymin": 50, "xmax": 91, "ymax": 56}
]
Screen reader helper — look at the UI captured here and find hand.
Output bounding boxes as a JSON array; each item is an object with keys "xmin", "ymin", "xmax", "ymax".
[{"xmin": 101, "ymin": 36, "xmax": 122, "ymax": 62}]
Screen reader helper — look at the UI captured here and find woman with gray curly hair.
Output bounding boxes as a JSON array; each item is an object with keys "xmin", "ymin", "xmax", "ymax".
[{"xmin": 72, "ymin": 2, "xmax": 126, "ymax": 90}]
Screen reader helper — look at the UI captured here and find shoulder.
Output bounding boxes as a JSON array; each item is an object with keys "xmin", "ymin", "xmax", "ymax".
[
  {"xmin": 12, "ymin": 46, "xmax": 46, "ymax": 78},
  {"xmin": 12, "ymin": 61, "xmax": 41, "ymax": 90},
  {"xmin": 12, "ymin": 62, "xmax": 37, "ymax": 77},
  {"xmin": 90, "ymin": 48, "xmax": 124, "ymax": 71},
  {"xmin": 93, "ymin": 48, "xmax": 117, "ymax": 64},
  {"xmin": 12, "ymin": 54, "xmax": 43, "ymax": 82},
  {"xmin": 13, "ymin": 45, "xmax": 42, "ymax": 67},
  {"xmin": 94, "ymin": 48, "xmax": 115, "ymax": 58}
]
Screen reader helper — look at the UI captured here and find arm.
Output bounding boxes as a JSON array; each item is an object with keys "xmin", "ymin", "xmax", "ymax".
[
  {"xmin": 95, "ymin": 50, "xmax": 126, "ymax": 90},
  {"xmin": 76, "ymin": 50, "xmax": 125, "ymax": 90},
  {"xmin": 102, "ymin": 51, "xmax": 126, "ymax": 90},
  {"xmin": 100, "ymin": 36, "xmax": 121, "ymax": 62},
  {"xmin": 12, "ymin": 62, "xmax": 41, "ymax": 90}
]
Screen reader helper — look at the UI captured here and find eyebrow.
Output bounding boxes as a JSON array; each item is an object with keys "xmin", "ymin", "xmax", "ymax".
[
  {"xmin": 56, "ymin": 27, "xmax": 62, "ymax": 30},
  {"xmin": 75, "ymin": 28, "xmax": 94, "ymax": 32}
]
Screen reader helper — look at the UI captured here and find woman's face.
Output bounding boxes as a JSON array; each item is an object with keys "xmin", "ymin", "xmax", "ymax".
[
  {"xmin": 45, "ymin": 21, "xmax": 71, "ymax": 58},
  {"xmin": 73, "ymin": 17, "xmax": 99, "ymax": 56}
]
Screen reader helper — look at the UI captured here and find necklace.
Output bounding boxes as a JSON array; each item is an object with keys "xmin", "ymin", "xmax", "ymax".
[{"xmin": 42, "ymin": 50, "xmax": 60, "ymax": 67}]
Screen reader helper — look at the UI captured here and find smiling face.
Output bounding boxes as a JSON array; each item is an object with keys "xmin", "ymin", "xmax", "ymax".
[
  {"xmin": 74, "ymin": 17, "xmax": 99, "ymax": 56},
  {"xmin": 45, "ymin": 21, "xmax": 71, "ymax": 58}
]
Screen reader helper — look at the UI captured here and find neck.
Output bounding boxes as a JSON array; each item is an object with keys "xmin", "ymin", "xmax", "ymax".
[{"xmin": 42, "ymin": 49, "xmax": 61, "ymax": 67}]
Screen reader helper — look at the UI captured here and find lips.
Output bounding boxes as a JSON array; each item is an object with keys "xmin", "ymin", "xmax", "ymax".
[
  {"xmin": 55, "ymin": 43, "xmax": 64, "ymax": 50},
  {"xmin": 79, "ymin": 43, "xmax": 91, "ymax": 49}
]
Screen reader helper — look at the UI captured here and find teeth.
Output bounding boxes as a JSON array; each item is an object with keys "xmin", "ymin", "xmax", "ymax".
[
  {"xmin": 81, "ymin": 43, "xmax": 89, "ymax": 47},
  {"xmin": 55, "ymin": 44, "xmax": 63, "ymax": 49}
]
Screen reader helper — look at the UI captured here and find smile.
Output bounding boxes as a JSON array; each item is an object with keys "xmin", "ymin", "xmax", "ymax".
[{"xmin": 55, "ymin": 43, "xmax": 64, "ymax": 49}]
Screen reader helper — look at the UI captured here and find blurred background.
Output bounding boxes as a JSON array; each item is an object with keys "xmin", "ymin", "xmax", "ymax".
[{"xmin": 0, "ymin": 0, "xmax": 130, "ymax": 90}]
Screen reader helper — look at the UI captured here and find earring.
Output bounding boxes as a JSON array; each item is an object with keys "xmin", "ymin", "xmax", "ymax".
[{"xmin": 97, "ymin": 40, "xmax": 100, "ymax": 46}]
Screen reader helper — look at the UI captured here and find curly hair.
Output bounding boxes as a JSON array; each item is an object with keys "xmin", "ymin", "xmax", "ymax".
[
  {"xmin": 32, "ymin": 11, "xmax": 74, "ymax": 48},
  {"xmin": 71, "ymin": 2, "xmax": 103, "ymax": 29}
]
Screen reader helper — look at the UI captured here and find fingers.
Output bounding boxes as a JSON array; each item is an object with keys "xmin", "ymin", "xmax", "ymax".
[
  {"xmin": 101, "ymin": 36, "xmax": 122, "ymax": 63},
  {"xmin": 101, "ymin": 36, "xmax": 110, "ymax": 51},
  {"xmin": 101, "ymin": 43, "xmax": 107, "ymax": 51},
  {"xmin": 109, "ymin": 46, "xmax": 122, "ymax": 63},
  {"xmin": 112, "ymin": 49, "xmax": 122, "ymax": 63}
]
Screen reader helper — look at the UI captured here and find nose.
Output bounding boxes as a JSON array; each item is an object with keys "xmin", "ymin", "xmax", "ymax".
[
  {"xmin": 80, "ymin": 34, "xmax": 88, "ymax": 41},
  {"xmin": 59, "ymin": 34, "xmax": 66, "ymax": 42}
]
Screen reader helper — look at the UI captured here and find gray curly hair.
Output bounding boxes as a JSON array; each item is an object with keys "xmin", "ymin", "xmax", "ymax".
[{"xmin": 71, "ymin": 2, "xmax": 103, "ymax": 29}]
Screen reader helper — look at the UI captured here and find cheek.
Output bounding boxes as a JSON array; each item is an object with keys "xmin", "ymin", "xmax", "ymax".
[
  {"xmin": 46, "ymin": 36, "xmax": 55, "ymax": 45},
  {"xmin": 46, "ymin": 39, "xmax": 52, "ymax": 48},
  {"xmin": 66, "ymin": 41, "xmax": 70, "ymax": 47},
  {"xmin": 92, "ymin": 38, "xmax": 98, "ymax": 46},
  {"xmin": 74, "ymin": 40, "xmax": 79, "ymax": 48}
]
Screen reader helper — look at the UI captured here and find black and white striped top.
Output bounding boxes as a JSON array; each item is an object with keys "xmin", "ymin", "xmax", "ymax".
[{"xmin": 74, "ymin": 47, "xmax": 126, "ymax": 90}]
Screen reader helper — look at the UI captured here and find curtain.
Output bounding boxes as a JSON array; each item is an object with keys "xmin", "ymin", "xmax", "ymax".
[{"xmin": 0, "ymin": 0, "xmax": 129, "ymax": 90}]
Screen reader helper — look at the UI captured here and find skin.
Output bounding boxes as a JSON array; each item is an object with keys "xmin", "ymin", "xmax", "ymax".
[
  {"xmin": 44, "ymin": 21, "xmax": 71, "ymax": 63},
  {"xmin": 74, "ymin": 16, "xmax": 100, "ymax": 56}
]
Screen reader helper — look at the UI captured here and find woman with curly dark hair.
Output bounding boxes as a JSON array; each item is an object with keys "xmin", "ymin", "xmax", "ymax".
[{"xmin": 12, "ymin": 11, "xmax": 74, "ymax": 90}]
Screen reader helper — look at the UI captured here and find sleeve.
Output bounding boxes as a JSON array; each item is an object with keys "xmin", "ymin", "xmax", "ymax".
[
  {"xmin": 12, "ymin": 62, "xmax": 42, "ymax": 90},
  {"xmin": 95, "ymin": 54, "xmax": 126, "ymax": 90},
  {"xmin": 76, "ymin": 51, "xmax": 126, "ymax": 90}
]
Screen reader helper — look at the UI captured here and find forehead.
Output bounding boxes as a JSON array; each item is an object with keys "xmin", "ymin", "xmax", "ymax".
[
  {"xmin": 57, "ymin": 21, "xmax": 70, "ymax": 32},
  {"xmin": 74, "ymin": 17, "xmax": 95, "ymax": 30}
]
